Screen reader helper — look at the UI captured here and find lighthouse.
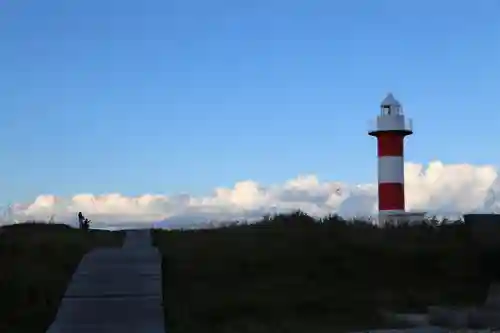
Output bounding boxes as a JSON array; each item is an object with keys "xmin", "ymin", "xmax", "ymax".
[{"xmin": 369, "ymin": 93, "xmax": 424, "ymax": 224}]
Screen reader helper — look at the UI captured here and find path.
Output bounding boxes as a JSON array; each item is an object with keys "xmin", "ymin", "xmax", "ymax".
[{"xmin": 46, "ymin": 230, "xmax": 164, "ymax": 333}]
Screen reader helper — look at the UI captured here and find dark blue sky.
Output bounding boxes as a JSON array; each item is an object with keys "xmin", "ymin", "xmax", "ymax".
[{"xmin": 0, "ymin": 0, "xmax": 498, "ymax": 203}]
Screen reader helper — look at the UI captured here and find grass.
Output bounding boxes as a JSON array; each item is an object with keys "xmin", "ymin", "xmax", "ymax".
[
  {"xmin": 153, "ymin": 212, "xmax": 500, "ymax": 333},
  {"xmin": 0, "ymin": 222, "xmax": 125, "ymax": 333}
]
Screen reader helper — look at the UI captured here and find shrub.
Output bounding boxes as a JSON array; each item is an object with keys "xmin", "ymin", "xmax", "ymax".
[{"xmin": 153, "ymin": 212, "xmax": 497, "ymax": 332}]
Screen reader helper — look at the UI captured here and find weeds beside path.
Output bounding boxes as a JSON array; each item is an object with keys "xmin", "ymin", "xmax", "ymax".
[
  {"xmin": 154, "ymin": 213, "xmax": 497, "ymax": 333},
  {"xmin": 0, "ymin": 223, "xmax": 124, "ymax": 333}
]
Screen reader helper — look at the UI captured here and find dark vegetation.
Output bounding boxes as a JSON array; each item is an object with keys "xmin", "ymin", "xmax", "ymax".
[
  {"xmin": 153, "ymin": 211, "xmax": 500, "ymax": 333},
  {"xmin": 0, "ymin": 222, "xmax": 124, "ymax": 333}
]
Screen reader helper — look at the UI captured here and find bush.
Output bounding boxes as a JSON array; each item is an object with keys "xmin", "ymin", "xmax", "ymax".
[
  {"xmin": 153, "ymin": 212, "xmax": 497, "ymax": 333},
  {"xmin": 0, "ymin": 222, "xmax": 124, "ymax": 332}
]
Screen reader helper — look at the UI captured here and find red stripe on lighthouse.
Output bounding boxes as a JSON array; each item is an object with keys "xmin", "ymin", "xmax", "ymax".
[
  {"xmin": 378, "ymin": 183, "xmax": 405, "ymax": 211},
  {"xmin": 377, "ymin": 132, "xmax": 405, "ymax": 157}
]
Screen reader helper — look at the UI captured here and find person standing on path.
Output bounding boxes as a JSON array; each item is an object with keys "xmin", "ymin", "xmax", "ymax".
[{"xmin": 78, "ymin": 212, "xmax": 84, "ymax": 229}]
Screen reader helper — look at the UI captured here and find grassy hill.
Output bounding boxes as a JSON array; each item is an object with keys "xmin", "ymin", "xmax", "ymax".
[
  {"xmin": 153, "ymin": 212, "xmax": 500, "ymax": 333},
  {"xmin": 0, "ymin": 222, "xmax": 124, "ymax": 333}
]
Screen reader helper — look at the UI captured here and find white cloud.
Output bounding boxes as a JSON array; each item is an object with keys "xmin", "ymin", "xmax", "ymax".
[{"xmin": 2, "ymin": 161, "xmax": 499, "ymax": 228}]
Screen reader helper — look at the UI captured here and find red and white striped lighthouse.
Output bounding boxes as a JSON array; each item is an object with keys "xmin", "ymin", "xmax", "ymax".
[{"xmin": 369, "ymin": 93, "xmax": 413, "ymax": 223}]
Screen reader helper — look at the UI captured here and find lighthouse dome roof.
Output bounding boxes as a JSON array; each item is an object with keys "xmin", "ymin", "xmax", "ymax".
[{"xmin": 380, "ymin": 93, "xmax": 401, "ymax": 107}]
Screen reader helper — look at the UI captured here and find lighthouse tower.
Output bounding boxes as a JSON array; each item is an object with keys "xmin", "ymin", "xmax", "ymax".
[{"xmin": 369, "ymin": 93, "xmax": 421, "ymax": 224}]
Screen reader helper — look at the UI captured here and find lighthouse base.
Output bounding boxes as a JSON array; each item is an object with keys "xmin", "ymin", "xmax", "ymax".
[{"xmin": 378, "ymin": 211, "xmax": 427, "ymax": 226}]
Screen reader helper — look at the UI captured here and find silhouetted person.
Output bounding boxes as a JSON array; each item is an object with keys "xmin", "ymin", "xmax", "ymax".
[
  {"xmin": 83, "ymin": 218, "xmax": 91, "ymax": 231},
  {"xmin": 78, "ymin": 212, "xmax": 84, "ymax": 229}
]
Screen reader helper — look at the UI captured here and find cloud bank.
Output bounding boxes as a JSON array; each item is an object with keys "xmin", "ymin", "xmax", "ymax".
[{"xmin": 2, "ymin": 161, "xmax": 500, "ymax": 229}]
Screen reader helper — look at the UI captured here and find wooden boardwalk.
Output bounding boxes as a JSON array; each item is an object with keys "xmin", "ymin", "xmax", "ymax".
[{"xmin": 46, "ymin": 230, "xmax": 164, "ymax": 333}]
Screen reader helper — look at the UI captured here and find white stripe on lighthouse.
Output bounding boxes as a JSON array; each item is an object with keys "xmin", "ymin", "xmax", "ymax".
[{"xmin": 378, "ymin": 156, "xmax": 404, "ymax": 184}]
